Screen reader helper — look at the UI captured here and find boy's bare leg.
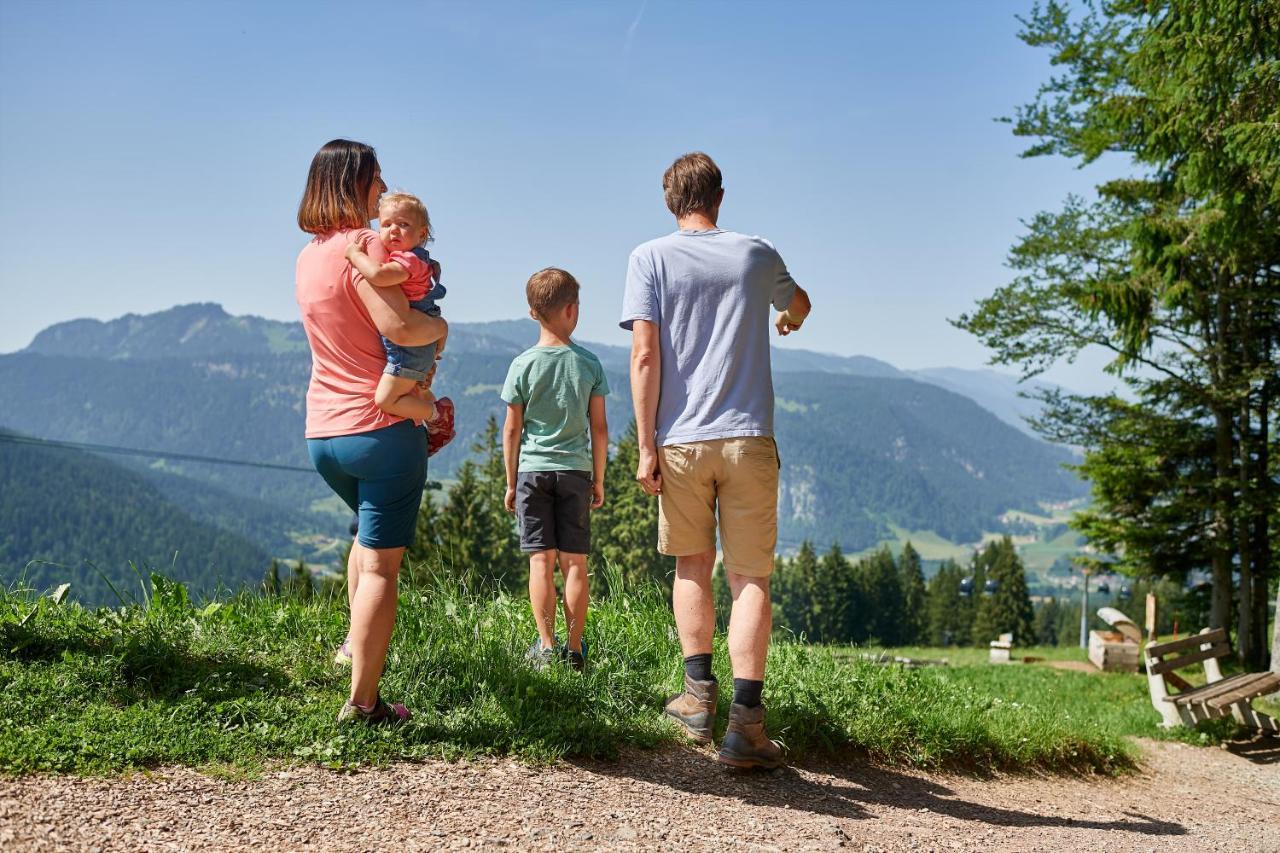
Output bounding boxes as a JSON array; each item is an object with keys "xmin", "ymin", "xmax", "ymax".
[
  {"xmin": 673, "ymin": 550, "xmax": 717, "ymax": 657},
  {"xmin": 559, "ymin": 552, "xmax": 589, "ymax": 653},
  {"xmin": 726, "ymin": 571, "xmax": 771, "ymax": 681},
  {"xmin": 375, "ymin": 374, "xmax": 436, "ymax": 421},
  {"xmin": 528, "ymin": 550, "xmax": 558, "ymax": 649}
]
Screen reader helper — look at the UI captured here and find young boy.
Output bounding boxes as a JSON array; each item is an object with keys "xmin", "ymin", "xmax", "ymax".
[{"xmin": 501, "ymin": 268, "xmax": 609, "ymax": 672}]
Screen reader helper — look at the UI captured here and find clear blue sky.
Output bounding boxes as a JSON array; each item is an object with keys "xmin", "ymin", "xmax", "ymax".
[{"xmin": 0, "ymin": 0, "xmax": 1122, "ymax": 392}]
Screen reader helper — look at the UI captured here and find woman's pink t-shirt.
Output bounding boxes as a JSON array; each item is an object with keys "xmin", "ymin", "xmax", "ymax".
[{"xmin": 296, "ymin": 228, "xmax": 403, "ymax": 439}]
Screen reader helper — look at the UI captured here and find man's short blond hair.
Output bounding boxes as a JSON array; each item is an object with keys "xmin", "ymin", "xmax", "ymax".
[
  {"xmin": 663, "ymin": 152, "xmax": 722, "ymax": 218},
  {"xmin": 526, "ymin": 268, "xmax": 580, "ymax": 320},
  {"xmin": 379, "ymin": 191, "xmax": 432, "ymax": 243}
]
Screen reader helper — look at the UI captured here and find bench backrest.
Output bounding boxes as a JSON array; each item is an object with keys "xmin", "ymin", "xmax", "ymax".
[{"xmin": 1144, "ymin": 628, "xmax": 1230, "ymax": 676}]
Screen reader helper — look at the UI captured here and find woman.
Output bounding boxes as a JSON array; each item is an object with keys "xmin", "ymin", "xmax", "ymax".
[{"xmin": 296, "ymin": 139, "xmax": 447, "ymax": 723}]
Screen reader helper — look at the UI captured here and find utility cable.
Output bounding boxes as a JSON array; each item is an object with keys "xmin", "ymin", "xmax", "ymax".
[{"xmin": 0, "ymin": 432, "xmax": 314, "ymax": 473}]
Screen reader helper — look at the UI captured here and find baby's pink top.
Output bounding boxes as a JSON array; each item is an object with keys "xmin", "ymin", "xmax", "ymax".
[
  {"xmin": 388, "ymin": 250, "xmax": 433, "ymax": 301},
  {"xmin": 296, "ymin": 229, "xmax": 403, "ymax": 439}
]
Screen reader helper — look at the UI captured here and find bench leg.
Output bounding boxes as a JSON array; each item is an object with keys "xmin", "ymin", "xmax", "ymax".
[{"xmin": 1231, "ymin": 702, "xmax": 1280, "ymax": 734}]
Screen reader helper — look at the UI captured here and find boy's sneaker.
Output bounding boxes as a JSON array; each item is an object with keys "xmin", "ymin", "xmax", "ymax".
[
  {"xmin": 337, "ymin": 696, "xmax": 411, "ymax": 726},
  {"xmin": 425, "ymin": 397, "xmax": 456, "ymax": 457},
  {"xmin": 662, "ymin": 674, "xmax": 718, "ymax": 745},
  {"xmin": 564, "ymin": 638, "xmax": 589, "ymax": 673},
  {"xmin": 526, "ymin": 638, "xmax": 559, "ymax": 670},
  {"xmin": 716, "ymin": 703, "xmax": 783, "ymax": 769}
]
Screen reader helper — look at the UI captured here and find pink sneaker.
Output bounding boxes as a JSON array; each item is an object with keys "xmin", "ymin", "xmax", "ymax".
[{"xmin": 426, "ymin": 396, "xmax": 456, "ymax": 457}]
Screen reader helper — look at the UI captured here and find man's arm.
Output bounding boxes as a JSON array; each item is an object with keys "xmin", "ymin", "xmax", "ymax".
[
  {"xmin": 502, "ymin": 403, "xmax": 523, "ymax": 513},
  {"xmin": 588, "ymin": 395, "xmax": 608, "ymax": 509},
  {"xmin": 347, "ymin": 243, "xmax": 411, "ymax": 289},
  {"xmin": 629, "ymin": 320, "xmax": 662, "ymax": 496},
  {"xmin": 776, "ymin": 285, "xmax": 812, "ymax": 336}
]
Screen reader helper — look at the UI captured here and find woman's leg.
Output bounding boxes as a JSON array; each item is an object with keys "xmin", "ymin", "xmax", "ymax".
[
  {"xmin": 348, "ymin": 544, "xmax": 406, "ymax": 707},
  {"xmin": 559, "ymin": 552, "xmax": 589, "ymax": 653},
  {"xmin": 347, "ymin": 539, "xmax": 361, "ymax": 609}
]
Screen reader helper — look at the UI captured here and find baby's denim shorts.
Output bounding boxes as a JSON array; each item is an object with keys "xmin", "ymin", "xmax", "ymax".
[{"xmin": 382, "ymin": 291, "xmax": 444, "ymax": 382}]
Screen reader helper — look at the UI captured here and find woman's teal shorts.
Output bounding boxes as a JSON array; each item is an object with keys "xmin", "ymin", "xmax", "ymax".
[{"xmin": 307, "ymin": 419, "xmax": 427, "ymax": 550}]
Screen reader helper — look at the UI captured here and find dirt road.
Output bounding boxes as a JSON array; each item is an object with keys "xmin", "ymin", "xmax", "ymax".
[{"xmin": 2, "ymin": 737, "xmax": 1275, "ymax": 851}]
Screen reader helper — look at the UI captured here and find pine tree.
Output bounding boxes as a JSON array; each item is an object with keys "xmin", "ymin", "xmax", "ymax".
[
  {"xmin": 897, "ymin": 542, "xmax": 927, "ymax": 645},
  {"xmin": 954, "ymin": 0, "xmax": 1280, "ymax": 665},
  {"xmin": 1034, "ymin": 597, "xmax": 1062, "ymax": 646},
  {"xmin": 924, "ymin": 559, "xmax": 966, "ymax": 646},
  {"xmin": 854, "ymin": 547, "xmax": 904, "ymax": 645},
  {"xmin": 262, "ymin": 558, "xmax": 281, "ymax": 596},
  {"xmin": 811, "ymin": 544, "xmax": 853, "ymax": 643},
  {"xmin": 971, "ymin": 538, "xmax": 1034, "ymax": 646},
  {"xmin": 590, "ymin": 422, "xmax": 674, "ymax": 593}
]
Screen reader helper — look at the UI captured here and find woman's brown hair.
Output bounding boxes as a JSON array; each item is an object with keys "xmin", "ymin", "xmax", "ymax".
[{"xmin": 297, "ymin": 139, "xmax": 380, "ymax": 234}]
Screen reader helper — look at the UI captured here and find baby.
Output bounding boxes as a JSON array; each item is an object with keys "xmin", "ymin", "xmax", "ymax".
[{"xmin": 345, "ymin": 191, "xmax": 448, "ymax": 424}]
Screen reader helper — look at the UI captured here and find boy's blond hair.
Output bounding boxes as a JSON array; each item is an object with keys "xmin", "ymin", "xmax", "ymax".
[
  {"xmin": 526, "ymin": 268, "xmax": 580, "ymax": 321},
  {"xmin": 379, "ymin": 191, "xmax": 433, "ymax": 244}
]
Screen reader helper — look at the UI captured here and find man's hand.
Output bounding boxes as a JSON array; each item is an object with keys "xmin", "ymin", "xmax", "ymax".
[
  {"xmin": 775, "ymin": 310, "xmax": 803, "ymax": 336},
  {"xmin": 635, "ymin": 445, "xmax": 662, "ymax": 496},
  {"xmin": 591, "ymin": 481, "xmax": 605, "ymax": 510},
  {"xmin": 504, "ymin": 485, "xmax": 517, "ymax": 514}
]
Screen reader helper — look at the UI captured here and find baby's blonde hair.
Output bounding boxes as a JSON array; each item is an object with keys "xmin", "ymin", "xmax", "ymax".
[{"xmin": 379, "ymin": 191, "xmax": 432, "ymax": 244}]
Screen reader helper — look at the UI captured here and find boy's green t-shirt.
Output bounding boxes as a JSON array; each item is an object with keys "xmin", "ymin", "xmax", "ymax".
[{"xmin": 500, "ymin": 342, "xmax": 610, "ymax": 472}]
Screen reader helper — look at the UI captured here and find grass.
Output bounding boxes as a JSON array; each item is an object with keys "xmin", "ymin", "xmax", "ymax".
[{"xmin": 0, "ymin": 569, "xmax": 1256, "ymax": 778}]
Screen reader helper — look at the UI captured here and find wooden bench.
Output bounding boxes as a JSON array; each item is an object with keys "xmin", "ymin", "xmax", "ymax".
[{"xmin": 1144, "ymin": 627, "xmax": 1279, "ymax": 731}]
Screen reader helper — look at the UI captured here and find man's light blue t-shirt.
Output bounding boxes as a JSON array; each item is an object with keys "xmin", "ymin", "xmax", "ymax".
[{"xmin": 619, "ymin": 228, "xmax": 798, "ymax": 447}]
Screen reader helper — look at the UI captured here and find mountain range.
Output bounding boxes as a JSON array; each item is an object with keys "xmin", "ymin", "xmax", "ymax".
[{"xmin": 1, "ymin": 303, "xmax": 1085, "ymax": 601}]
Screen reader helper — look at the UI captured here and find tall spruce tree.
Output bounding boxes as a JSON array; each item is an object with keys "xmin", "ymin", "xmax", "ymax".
[
  {"xmin": 811, "ymin": 544, "xmax": 854, "ymax": 643},
  {"xmin": 855, "ymin": 547, "xmax": 905, "ymax": 645},
  {"xmin": 971, "ymin": 538, "xmax": 1035, "ymax": 646},
  {"xmin": 955, "ymin": 0, "xmax": 1279, "ymax": 666},
  {"xmin": 898, "ymin": 542, "xmax": 927, "ymax": 645},
  {"xmin": 590, "ymin": 422, "xmax": 673, "ymax": 592},
  {"xmin": 925, "ymin": 559, "xmax": 968, "ymax": 646}
]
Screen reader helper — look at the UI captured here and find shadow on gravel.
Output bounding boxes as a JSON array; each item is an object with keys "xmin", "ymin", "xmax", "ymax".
[
  {"xmin": 579, "ymin": 749, "xmax": 1187, "ymax": 838},
  {"xmin": 1225, "ymin": 734, "xmax": 1280, "ymax": 765}
]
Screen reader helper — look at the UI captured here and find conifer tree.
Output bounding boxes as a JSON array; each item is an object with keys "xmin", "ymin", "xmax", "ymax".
[
  {"xmin": 897, "ymin": 542, "xmax": 927, "ymax": 645},
  {"xmin": 854, "ymin": 547, "xmax": 904, "ymax": 645},
  {"xmin": 925, "ymin": 559, "xmax": 967, "ymax": 646},
  {"xmin": 590, "ymin": 422, "xmax": 673, "ymax": 592}
]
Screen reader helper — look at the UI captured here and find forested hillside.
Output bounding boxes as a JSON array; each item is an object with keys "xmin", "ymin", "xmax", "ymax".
[
  {"xmin": 0, "ymin": 303, "xmax": 1086, "ymax": 572},
  {"xmin": 0, "ymin": 430, "xmax": 269, "ymax": 604}
]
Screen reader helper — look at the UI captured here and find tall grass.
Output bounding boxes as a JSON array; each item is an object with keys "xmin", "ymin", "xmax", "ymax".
[{"xmin": 0, "ymin": 567, "xmax": 1232, "ymax": 777}]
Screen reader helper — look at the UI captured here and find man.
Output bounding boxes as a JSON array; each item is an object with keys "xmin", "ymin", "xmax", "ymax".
[{"xmin": 620, "ymin": 151, "xmax": 812, "ymax": 768}]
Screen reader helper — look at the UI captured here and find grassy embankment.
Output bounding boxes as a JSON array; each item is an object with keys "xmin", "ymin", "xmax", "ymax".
[{"xmin": 0, "ymin": 567, "xmax": 1255, "ymax": 778}]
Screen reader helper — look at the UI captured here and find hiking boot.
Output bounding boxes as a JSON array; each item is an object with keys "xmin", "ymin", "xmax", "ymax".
[
  {"xmin": 337, "ymin": 696, "xmax": 411, "ymax": 726},
  {"xmin": 564, "ymin": 638, "xmax": 589, "ymax": 673},
  {"xmin": 717, "ymin": 702, "xmax": 783, "ymax": 769},
  {"xmin": 526, "ymin": 638, "xmax": 559, "ymax": 670},
  {"xmin": 662, "ymin": 674, "xmax": 718, "ymax": 744}
]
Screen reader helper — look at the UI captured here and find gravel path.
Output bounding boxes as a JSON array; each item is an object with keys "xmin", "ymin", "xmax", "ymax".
[{"xmin": 2, "ymin": 737, "xmax": 1276, "ymax": 851}]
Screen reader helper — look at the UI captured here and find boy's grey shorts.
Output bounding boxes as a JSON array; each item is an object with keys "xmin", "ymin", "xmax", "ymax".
[{"xmin": 515, "ymin": 470, "xmax": 592, "ymax": 554}]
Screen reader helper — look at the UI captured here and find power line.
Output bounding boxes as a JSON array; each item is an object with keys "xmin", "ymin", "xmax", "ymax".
[{"xmin": 0, "ymin": 433, "xmax": 314, "ymax": 473}]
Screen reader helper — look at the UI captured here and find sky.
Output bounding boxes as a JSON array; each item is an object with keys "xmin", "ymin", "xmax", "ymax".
[{"xmin": 0, "ymin": 0, "xmax": 1126, "ymax": 393}]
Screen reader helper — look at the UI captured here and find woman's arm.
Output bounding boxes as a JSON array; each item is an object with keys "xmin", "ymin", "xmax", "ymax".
[{"xmin": 354, "ymin": 278, "xmax": 448, "ymax": 347}]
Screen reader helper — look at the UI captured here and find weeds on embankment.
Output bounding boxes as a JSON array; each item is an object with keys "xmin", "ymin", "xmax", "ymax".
[{"xmin": 0, "ymin": 568, "xmax": 1237, "ymax": 777}]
